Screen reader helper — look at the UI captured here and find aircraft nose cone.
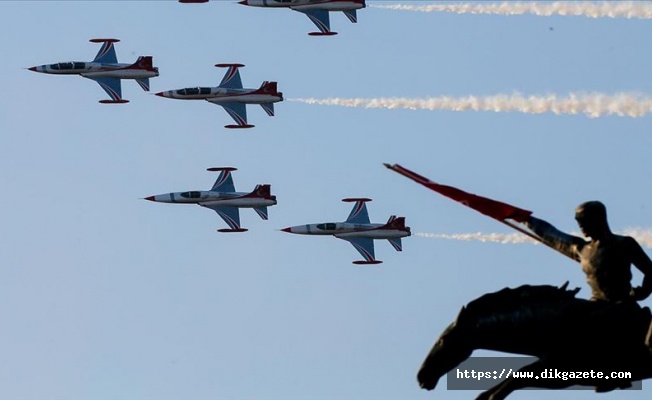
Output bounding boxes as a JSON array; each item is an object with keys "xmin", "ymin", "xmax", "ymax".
[
  {"xmin": 238, "ymin": 0, "xmax": 249, "ymax": 5},
  {"xmin": 28, "ymin": 67, "xmax": 37, "ymax": 72},
  {"xmin": 144, "ymin": 196, "xmax": 156, "ymax": 201},
  {"xmin": 281, "ymin": 227, "xmax": 292, "ymax": 233},
  {"xmin": 154, "ymin": 92, "xmax": 165, "ymax": 97}
]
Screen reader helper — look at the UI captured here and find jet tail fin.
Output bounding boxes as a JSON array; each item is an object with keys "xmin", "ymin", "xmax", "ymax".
[
  {"xmin": 260, "ymin": 102, "xmax": 275, "ymax": 116},
  {"xmin": 136, "ymin": 78, "xmax": 150, "ymax": 91},
  {"xmin": 247, "ymin": 184, "xmax": 273, "ymax": 198},
  {"xmin": 130, "ymin": 55, "xmax": 154, "ymax": 69},
  {"xmin": 254, "ymin": 206, "xmax": 269, "ymax": 220},
  {"xmin": 255, "ymin": 81, "xmax": 280, "ymax": 95},
  {"xmin": 247, "ymin": 184, "xmax": 275, "ymax": 220},
  {"xmin": 382, "ymin": 215, "xmax": 410, "ymax": 232},
  {"xmin": 387, "ymin": 238, "xmax": 403, "ymax": 252},
  {"xmin": 343, "ymin": 9, "xmax": 358, "ymax": 23}
]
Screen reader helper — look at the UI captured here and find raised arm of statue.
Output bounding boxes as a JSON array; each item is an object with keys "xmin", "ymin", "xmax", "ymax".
[
  {"xmin": 628, "ymin": 237, "xmax": 652, "ymax": 301},
  {"xmin": 524, "ymin": 216, "xmax": 584, "ymax": 262}
]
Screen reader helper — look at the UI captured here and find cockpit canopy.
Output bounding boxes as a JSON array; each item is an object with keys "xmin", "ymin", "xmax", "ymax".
[
  {"xmin": 316, "ymin": 223, "xmax": 337, "ymax": 230},
  {"xmin": 180, "ymin": 191, "xmax": 202, "ymax": 199},
  {"xmin": 175, "ymin": 87, "xmax": 213, "ymax": 96},
  {"xmin": 50, "ymin": 62, "xmax": 85, "ymax": 70}
]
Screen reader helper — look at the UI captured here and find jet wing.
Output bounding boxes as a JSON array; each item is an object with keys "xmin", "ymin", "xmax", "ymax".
[
  {"xmin": 295, "ymin": 9, "xmax": 333, "ymax": 35},
  {"xmin": 210, "ymin": 169, "xmax": 236, "ymax": 192},
  {"xmin": 217, "ymin": 101, "xmax": 251, "ymax": 128},
  {"xmin": 91, "ymin": 39, "xmax": 118, "ymax": 64},
  {"xmin": 201, "ymin": 204, "xmax": 242, "ymax": 231},
  {"xmin": 86, "ymin": 76, "xmax": 125, "ymax": 103},
  {"xmin": 339, "ymin": 237, "xmax": 380, "ymax": 264},
  {"xmin": 217, "ymin": 64, "xmax": 243, "ymax": 89},
  {"xmin": 344, "ymin": 198, "xmax": 371, "ymax": 224}
]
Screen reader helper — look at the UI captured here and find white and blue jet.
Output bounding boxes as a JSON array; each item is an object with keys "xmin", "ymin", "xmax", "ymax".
[
  {"xmin": 282, "ymin": 198, "xmax": 411, "ymax": 264},
  {"xmin": 179, "ymin": 0, "xmax": 366, "ymax": 36},
  {"xmin": 238, "ymin": 0, "xmax": 366, "ymax": 36},
  {"xmin": 145, "ymin": 167, "xmax": 277, "ymax": 233},
  {"xmin": 155, "ymin": 63, "xmax": 283, "ymax": 129},
  {"xmin": 28, "ymin": 39, "xmax": 159, "ymax": 103}
]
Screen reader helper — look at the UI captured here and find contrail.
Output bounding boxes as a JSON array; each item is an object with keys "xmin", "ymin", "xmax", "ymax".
[
  {"xmin": 289, "ymin": 93, "xmax": 652, "ymax": 118},
  {"xmin": 416, "ymin": 232, "xmax": 540, "ymax": 245},
  {"xmin": 371, "ymin": 2, "xmax": 652, "ymax": 20},
  {"xmin": 416, "ymin": 228, "xmax": 652, "ymax": 248}
]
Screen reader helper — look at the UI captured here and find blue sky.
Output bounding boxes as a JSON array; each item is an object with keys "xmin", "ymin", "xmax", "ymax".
[{"xmin": 2, "ymin": 1, "xmax": 652, "ymax": 399}]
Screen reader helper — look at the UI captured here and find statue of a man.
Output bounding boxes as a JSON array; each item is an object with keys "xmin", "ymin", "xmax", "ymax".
[
  {"xmin": 524, "ymin": 201, "xmax": 652, "ymax": 303},
  {"xmin": 524, "ymin": 201, "xmax": 652, "ymax": 391}
]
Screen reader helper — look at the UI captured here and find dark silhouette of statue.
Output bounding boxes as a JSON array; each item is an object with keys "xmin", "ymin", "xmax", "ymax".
[
  {"xmin": 417, "ymin": 202, "xmax": 652, "ymax": 398},
  {"xmin": 416, "ymin": 283, "xmax": 652, "ymax": 400},
  {"xmin": 524, "ymin": 201, "xmax": 652, "ymax": 303}
]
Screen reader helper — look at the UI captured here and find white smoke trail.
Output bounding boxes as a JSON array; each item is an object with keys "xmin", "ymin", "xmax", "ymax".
[
  {"xmin": 372, "ymin": 2, "xmax": 652, "ymax": 20},
  {"xmin": 416, "ymin": 227, "xmax": 652, "ymax": 249},
  {"xmin": 416, "ymin": 232, "xmax": 539, "ymax": 244},
  {"xmin": 290, "ymin": 93, "xmax": 652, "ymax": 118}
]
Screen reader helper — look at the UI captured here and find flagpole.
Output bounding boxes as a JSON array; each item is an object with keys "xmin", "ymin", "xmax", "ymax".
[
  {"xmin": 500, "ymin": 220, "xmax": 577, "ymax": 261},
  {"xmin": 384, "ymin": 163, "xmax": 578, "ymax": 262}
]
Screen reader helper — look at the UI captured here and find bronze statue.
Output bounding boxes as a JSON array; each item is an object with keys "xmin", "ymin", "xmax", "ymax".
[
  {"xmin": 524, "ymin": 201, "xmax": 652, "ymax": 303},
  {"xmin": 416, "ymin": 283, "xmax": 652, "ymax": 400},
  {"xmin": 417, "ymin": 202, "xmax": 652, "ymax": 398},
  {"xmin": 383, "ymin": 166, "xmax": 652, "ymax": 397}
]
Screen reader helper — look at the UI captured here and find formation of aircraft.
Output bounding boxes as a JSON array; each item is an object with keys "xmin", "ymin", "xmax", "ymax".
[
  {"xmin": 144, "ymin": 167, "xmax": 277, "ymax": 233},
  {"xmin": 155, "ymin": 64, "xmax": 283, "ymax": 129},
  {"xmin": 27, "ymin": 7, "xmax": 409, "ymax": 264},
  {"xmin": 180, "ymin": 0, "xmax": 366, "ymax": 36},
  {"xmin": 282, "ymin": 198, "xmax": 411, "ymax": 264},
  {"xmin": 28, "ymin": 39, "xmax": 159, "ymax": 104}
]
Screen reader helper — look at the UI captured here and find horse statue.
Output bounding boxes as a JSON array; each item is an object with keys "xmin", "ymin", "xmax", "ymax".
[{"xmin": 417, "ymin": 283, "xmax": 652, "ymax": 399}]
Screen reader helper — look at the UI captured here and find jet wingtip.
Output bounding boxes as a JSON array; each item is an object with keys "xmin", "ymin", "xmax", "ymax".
[
  {"xmin": 308, "ymin": 32, "xmax": 338, "ymax": 36},
  {"xmin": 217, "ymin": 228, "xmax": 248, "ymax": 233},
  {"xmin": 89, "ymin": 38, "xmax": 120, "ymax": 43},
  {"xmin": 353, "ymin": 260, "xmax": 383, "ymax": 265}
]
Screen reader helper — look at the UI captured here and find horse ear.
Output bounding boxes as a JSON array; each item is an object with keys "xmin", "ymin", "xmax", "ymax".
[
  {"xmin": 559, "ymin": 281, "xmax": 569, "ymax": 291},
  {"xmin": 453, "ymin": 306, "xmax": 466, "ymax": 325}
]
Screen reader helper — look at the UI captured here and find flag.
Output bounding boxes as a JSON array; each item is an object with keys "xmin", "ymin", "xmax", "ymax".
[{"xmin": 384, "ymin": 164, "xmax": 532, "ymax": 222}]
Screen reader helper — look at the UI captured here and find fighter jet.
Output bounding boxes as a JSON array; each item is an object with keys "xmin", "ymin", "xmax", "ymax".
[
  {"xmin": 155, "ymin": 64, "xmax": 283, "ymax": 129},
  {"xmin": 28, "ymin": 39, "xmax": 159, "ymax": 103},
  {"xmin": 238, "ymin": 0, "xmax": 366, "ymax": 36},
  {"xmin": 144, "ymin": 167, "xmax": 277, "ymax": 232},
  {"xmin": 282, "ymin": 198, "xmax": 411, "ymax": 264},
  {"xmin": 178, "ymin": 0, "xmax": 366, "ymax": 36}
]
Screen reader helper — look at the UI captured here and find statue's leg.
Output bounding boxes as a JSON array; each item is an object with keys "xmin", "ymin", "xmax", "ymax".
[
  {"xmin": 475, "ymin": 359, "xmax": 579, "ymax": 400},
  {"xmin": 417, "ymin": 311, "xmax": 474, "ymax": 390},
  {"xmin": 474, "ymin": 360, "xmax": 545, "ymax": 400},
  {"xmin": 475, "ymin": 378, "xmax": 514, "ymax": 400}
]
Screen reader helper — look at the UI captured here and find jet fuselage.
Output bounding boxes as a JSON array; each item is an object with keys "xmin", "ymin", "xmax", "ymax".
[
  {"xmin": 241, "ymin": 0, "xmax": 365, "ymax": 12},
  {"xmin": 283, "ymin": 222, "xmax": 411, "ymax": 239},
  {"xmin": 29, "ymin": 61, "xmax": 159, "ymax": 79},
  {"xmin": 146, "ymin": 190, "xmax": 277, "ymax": 208},
  {"xmin": 155, "ymin": 87, "xmax": 283, "ymax": 104}
]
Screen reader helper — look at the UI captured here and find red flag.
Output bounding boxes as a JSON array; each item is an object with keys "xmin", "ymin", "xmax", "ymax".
[
  {"xmin": 385, "ymin": 163, "xmax": 580, "ymax": 261},
  {"xmin": 384, "ymin": 164, "xmax": 532, "ymax": 222}
]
